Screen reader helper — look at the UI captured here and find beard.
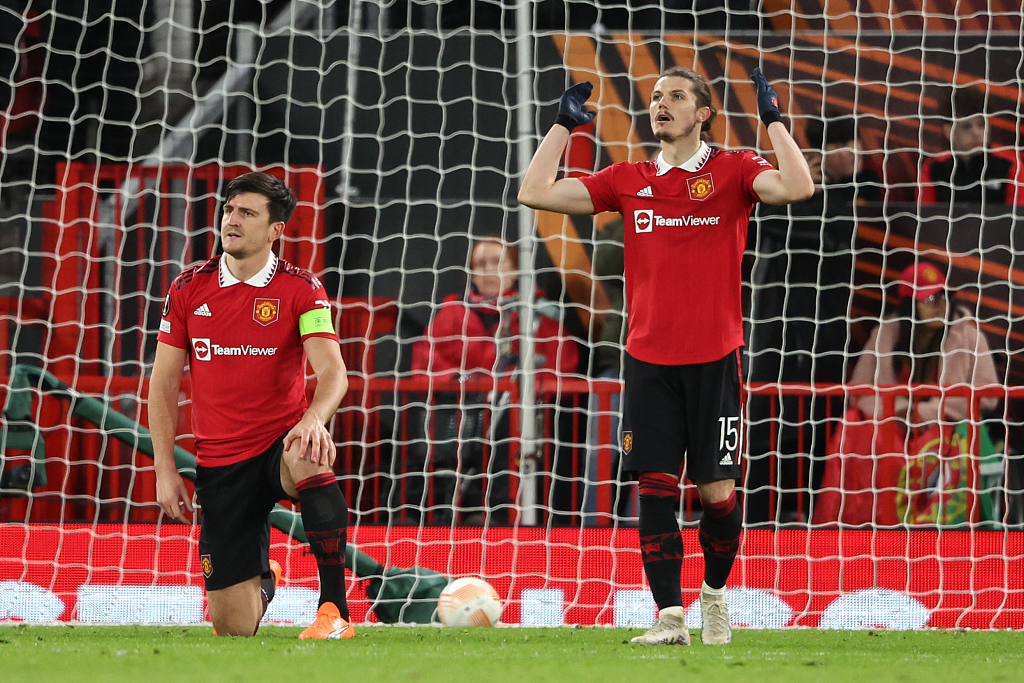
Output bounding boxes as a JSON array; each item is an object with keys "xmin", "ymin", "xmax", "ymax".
[{"xmin": 654, "ymin": 119, "xmax": 699, "ymax": 142}]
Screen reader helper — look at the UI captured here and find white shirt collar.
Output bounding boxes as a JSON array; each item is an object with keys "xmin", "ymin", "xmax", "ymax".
[
  {"xmin": 219, "ymin": 252, "xmax": 278, "ymax": 288},
  {"xmin": 655, "ymin": 141, "xmax": 712, "ymax": 176}
]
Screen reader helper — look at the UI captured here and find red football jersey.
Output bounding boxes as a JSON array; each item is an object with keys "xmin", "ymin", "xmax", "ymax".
[
  {"xmin": 410, "ymin": 290, "xmax": 579, "ymax": 378},
  {"xmin": 580, "ymin": 143, "xmax": 772, "ymax": 365},
  {"xmin": 157, "ymin": 253, "xmax": 339, "ymax": 467}
]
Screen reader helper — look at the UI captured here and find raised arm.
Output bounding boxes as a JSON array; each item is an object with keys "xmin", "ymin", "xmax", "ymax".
[
  {"xmin": 748, "ymin": 68, "xmax": 815, "ymax": 206},
  {"xmin": 517, "ymin": 82, "xmax": 597, "ymax": 215}
]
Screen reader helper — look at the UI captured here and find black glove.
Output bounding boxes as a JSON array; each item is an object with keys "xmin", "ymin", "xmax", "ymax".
[
  {"xmin": 751, "ymin": 67, "xmax": 783, "ymax": 127},
  {"xmin": 555, "ymin": 81, "xmax": 596, "ymax": 131}
]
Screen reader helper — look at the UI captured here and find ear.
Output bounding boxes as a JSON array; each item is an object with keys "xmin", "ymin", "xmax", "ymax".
[
  {"xmin": 270, "ymin": 221, "xmax": 286, "ymax": 240},
  {"xmin": 699, "ymin": 107, "xmax": 710, "ymax": 123}
]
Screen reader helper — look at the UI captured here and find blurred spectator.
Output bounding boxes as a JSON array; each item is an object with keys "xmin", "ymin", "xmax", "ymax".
[
  {"xmin": 850, "ymin": 262, "xmax": 999, "ymax": 424},
  {"xmin": 411, "ymin": 235, "xmax": 578, "ymax": 379},
  {"xmin": 407, "ymin": 234, "xmax": 578, "ymax": 525},
  {"xmin": 745, "ymin": 108, "xmax": 881, "ymax": 523},
  {"xmin": 814, "ymin": 262, "xmax": 1003, "ymax": 527},
  {"xmin": 803, "ymin": 110, "xmax": 883, "ymax": 206},
  {"xmin": 920, "ymin": 86, "xmax": 1024, "ymax": 206}
]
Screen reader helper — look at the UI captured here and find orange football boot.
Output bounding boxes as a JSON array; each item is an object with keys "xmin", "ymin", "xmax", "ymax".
[
  {"xmin": 268, "ymin": 559, "xmax": 282, "ymax": 592},
  {"xmin": 297, "ymin": 602, "xmax": 354, "ymax": 640}
]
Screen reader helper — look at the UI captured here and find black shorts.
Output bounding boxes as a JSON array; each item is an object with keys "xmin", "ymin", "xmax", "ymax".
[
  {"xmin": 621, "ymin": 350, "xmax": 743, "ymax": 483},
  {"xmin": 194, "ymin": 436, "xmax": 291, "ymax": 591}
]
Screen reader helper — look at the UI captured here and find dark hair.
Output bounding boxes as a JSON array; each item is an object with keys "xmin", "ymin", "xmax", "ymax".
[
  {"xmin": 805, "ymin": 108, "xmax": 857, "ymax": 150},
  {"xmin": 891, "ymin": 294, "xmax": 959, "ymax": 383},
  {"xmin": 659, "ymin": 66, "xmax": 718, "ymax": 132},
  {"xmin": 225, "ymin": 172, "xmax": 297, "ymax": 224},
  {"xmin": 939, "ymin": 87, "xmax": 986, "ymax": 121}
]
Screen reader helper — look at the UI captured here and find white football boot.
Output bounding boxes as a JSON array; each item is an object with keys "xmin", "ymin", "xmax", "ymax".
[
  {"xmin": 629, "ymin": 605, "xmax": 690, "ymax": 646},
  {"xmin": 700, "ymin": 582, "xmax": 732, "ymax": 645}
]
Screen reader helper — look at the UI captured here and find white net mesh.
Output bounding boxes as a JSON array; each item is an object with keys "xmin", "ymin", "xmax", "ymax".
[{"xmin": 0, "ymin": 1, "xmax": 1022, "ymax": 628}]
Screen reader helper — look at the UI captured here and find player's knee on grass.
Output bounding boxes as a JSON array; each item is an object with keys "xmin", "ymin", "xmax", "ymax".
[
  {"xmin": 208, "ymin": 577, "xmax": 263, "ymax": 636},
  {"xmin": 212, "ymin": 619, "xmax": 258, "ymax": 637}
]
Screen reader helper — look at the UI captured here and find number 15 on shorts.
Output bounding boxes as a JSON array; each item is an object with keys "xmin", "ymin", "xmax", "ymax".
[{"xmin": 718, "ymin": 416, "xmax": 742, "ymax": 466}]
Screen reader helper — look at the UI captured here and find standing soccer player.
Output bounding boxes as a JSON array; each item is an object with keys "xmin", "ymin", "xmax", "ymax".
[
  {"xmin": 518, "ymin": 67, "xmax": 813, "ymax": 645},
  {"xmin": 149, "ymin": 172, "xmax": 355, "ymax": 639}
]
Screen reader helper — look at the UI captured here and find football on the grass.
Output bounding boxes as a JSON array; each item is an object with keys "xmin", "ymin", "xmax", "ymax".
[{"xmin": 436, "ymin": 577, "xmax": 502, "ymax": 627}]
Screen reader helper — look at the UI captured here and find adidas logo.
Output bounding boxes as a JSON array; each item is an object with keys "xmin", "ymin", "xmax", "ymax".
[
  {"xmin": 719, "ymin": 454, "xmax": 733, "ymax": 466},
  {"xmin": 637, "ymin": 186, "xmax": 653, "ymax": 197},
  {"xmin": 193, "ymin": 303, "xmax": 212, "ymax": 317}
]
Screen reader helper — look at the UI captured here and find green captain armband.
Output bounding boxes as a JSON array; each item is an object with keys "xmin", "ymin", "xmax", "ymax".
[{"xmin": 299, "ymin": 308, "xmax": 336, "ymax": 337}]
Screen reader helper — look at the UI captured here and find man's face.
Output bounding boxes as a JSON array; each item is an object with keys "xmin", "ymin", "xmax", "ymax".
[
  {"xmin": 220, "ymin": 192, "xmax": 283, "ymax": 259},
  {"xmin": 649, "ymin": 76, "xmax": 709, "ymax": 143},
  {"xmin": 822, "ymin": 139, "xmax": 861, "ymax": 183},
  {"xmin": 948, "ymin": 114, "xmax": 986, "ymax": 155},
  {"xmin": 470, "ymin": 240, "xmax": 517, "ymax": 298}
]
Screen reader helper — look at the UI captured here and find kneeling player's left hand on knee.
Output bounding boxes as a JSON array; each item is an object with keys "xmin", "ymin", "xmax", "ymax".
[{"xmin": 285, "ymin": 417, "xmax": 337, "ymax": 467}]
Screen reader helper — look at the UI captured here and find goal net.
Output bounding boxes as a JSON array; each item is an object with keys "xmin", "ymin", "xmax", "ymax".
[{"xmin": 1, "ymin": 0, "xmax": 1022, "ymax": 629}]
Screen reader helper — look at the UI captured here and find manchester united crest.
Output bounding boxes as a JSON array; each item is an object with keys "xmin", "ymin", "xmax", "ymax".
[
  {"xmin": 687, "ymin": 173, "xmax": 715, "ymax": 201},
  {"xmin": 253, "ymin": 298, "xmax": 280, "ymax": 326},
  {"xmin": 622, "ymin": 431, "xmax": 633, "ymax": 454},
  {"xmin": 201, "ymin": 554, "xmax": 213, "ymax": 578}
]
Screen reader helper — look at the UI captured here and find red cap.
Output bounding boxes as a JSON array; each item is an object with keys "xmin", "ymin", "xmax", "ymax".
[{"xmin": 897, "ymin": 262, "xmax": 946, "ymax": 300}]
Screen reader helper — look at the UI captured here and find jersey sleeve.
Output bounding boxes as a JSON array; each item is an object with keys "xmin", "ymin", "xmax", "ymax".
[
  {"xmin": 156, "ymin": 277, "xmax": 190, "ymax": 350},
  {"xmin": 297, "ymin": 274, "xmax": 339, "ymax": 342},
  {"xmin": 740, "ymin": 150, "xmax": 775, "ymax": 204},
  {"xmin": 578, "ymin": 164, "xmax": 622, "ymax": 214}
]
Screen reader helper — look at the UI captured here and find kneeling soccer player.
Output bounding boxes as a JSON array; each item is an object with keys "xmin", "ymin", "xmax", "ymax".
[{"xmin": 150, "ymin": 172, "xmax": 354, "ymax": 639}]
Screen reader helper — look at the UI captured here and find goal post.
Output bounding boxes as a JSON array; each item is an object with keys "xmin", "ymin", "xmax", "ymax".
[{"xmin": 1, "ymin": 1, "xmax": 1023, "ymax": 629}]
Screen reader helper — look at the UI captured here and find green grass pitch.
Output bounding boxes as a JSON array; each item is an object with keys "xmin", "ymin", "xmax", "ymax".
[{"xmin": 1, "ymin": 625, "xmax": 1020, "ymax": 683}]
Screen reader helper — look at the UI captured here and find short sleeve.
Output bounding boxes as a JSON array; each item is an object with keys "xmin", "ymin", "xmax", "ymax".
[
  {"xmin": 156, "ymin": 280, "xmax": 189, "ymax": 350},
  {"xmin": 578, "ymin": 164, "xmax": 622, "ymax": 214},
  {"xmin": 297, "ymin": 274, "xmax": 339, "ymax": 342},
  {"xmin": 740, "ymin": 151, "xmax": 775, "ymax": 204}
]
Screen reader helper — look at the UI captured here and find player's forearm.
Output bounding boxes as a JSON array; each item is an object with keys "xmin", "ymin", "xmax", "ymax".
[
  {"xmin": 304, "ymin": 364, "xmax": 348, "ymax": 426},
  {"xmin": 767, "ymin": 122, "xmax": 815, "ymax": 202},
  {"xmin": 517, "ymin": 125, "xmax": 571, "ymax": 210},
  {"xmin": 147, "ymin": 385, "xmax": 180, "ymax": 477}
]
